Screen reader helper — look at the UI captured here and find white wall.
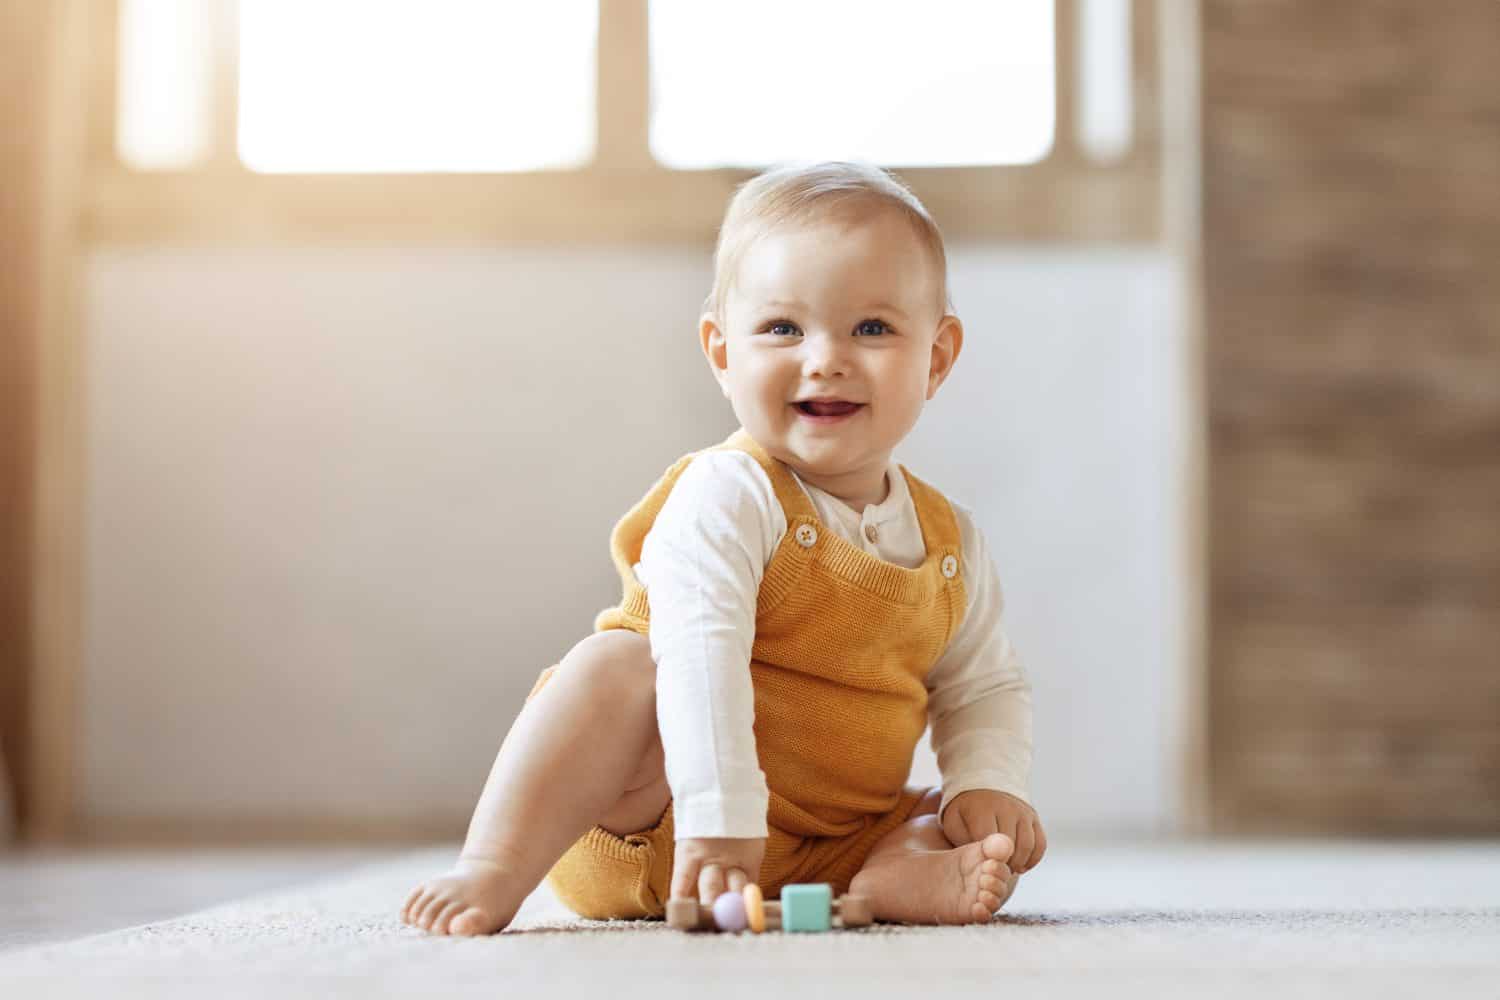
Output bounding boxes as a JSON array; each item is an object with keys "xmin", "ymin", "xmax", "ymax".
[{"xmin": 80, "ymin": 244, "xmax": 1187, "ymax": 836}]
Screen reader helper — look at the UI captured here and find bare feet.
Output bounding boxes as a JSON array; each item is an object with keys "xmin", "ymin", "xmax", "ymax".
[
  {"xmin": 848, "ymin": 832, "xmax": 1018, "ymax": 925},
  {"xmin": 401, "ymin": 857, "xmax": 530, "ymax": 936}
]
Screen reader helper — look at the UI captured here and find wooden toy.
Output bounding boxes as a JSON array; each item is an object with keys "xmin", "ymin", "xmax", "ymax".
[{"xmin": 666, "ymin": 882, "xmax": 872, "ymax": 932}]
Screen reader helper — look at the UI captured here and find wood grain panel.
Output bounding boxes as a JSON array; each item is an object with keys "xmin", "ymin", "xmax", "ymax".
[
  {"xmin": 1204, "ymin": 0, "xmax": 1500, "ymax": 833},
  {"xmin": 0, "ymin": 0, "xmax": 50, "ymax": 840}
]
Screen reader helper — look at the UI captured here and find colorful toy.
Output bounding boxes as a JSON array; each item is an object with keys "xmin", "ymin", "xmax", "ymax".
[{"xmin": 666, "ymin": 882, "xmax": 872, "ymax": 933}]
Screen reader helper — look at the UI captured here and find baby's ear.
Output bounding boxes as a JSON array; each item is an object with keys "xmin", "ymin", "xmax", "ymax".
[
  {"xmin": 699, "ymin": 313, "xmax": 731, "ymax": 395},
  {"xmin": 926, "ymin": 313, "xmax": 964, "ymax": 399}
]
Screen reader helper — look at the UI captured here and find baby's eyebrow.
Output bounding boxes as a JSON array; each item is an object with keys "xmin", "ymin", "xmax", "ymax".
[{"xmin": 759, "ymin": 299, "xmax": 910, "ymax": 319}]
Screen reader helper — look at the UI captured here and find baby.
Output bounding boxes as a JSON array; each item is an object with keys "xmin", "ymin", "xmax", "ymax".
[{"xmin": 402, "ymin": 161, "xmax": 1045, "ymax": 935}]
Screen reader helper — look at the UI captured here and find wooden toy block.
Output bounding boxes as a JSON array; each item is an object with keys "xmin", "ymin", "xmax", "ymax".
[
  {"xmin": 781, "ymin": 883, "xmax": 831, "ymax": 932},
  {"xmin": 666, "ymin": 883, "xmax": 872, "ymax": 933}
]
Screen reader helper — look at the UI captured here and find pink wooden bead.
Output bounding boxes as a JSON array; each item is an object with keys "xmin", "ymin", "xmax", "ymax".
[{"xmin": 712, "ymin": 890, "xmax": 748, "ymax": 932}]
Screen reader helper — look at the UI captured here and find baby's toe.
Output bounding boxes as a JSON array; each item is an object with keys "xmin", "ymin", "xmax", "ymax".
[
  {"xmin": 978, "ymin": 871, "xmax": 1004, "ymax": 895},
  {"xmin": 979, "ymin": 832, "xmax": 1015, "ymax": 863},
  {"xmin": 449, "ymin": 907, "xmax": 488, "ymax": 937},
  {"xmin": 417, "ymin": 894, "xmax": 451, "ymax": 931},
  {"xmin": 432, "ymin": 900, "xmax": 466, "ymax": 935},
  {"xmin": 401, "ymin": 887, "xmax": 429, "ymax": 925}
]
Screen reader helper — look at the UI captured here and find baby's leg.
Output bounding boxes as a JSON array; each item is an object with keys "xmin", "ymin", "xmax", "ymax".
[
  {"xmin": 847, "ymin": 789, "xmax": 1020, "ymax": 925},
  {"xmin": 401, "ymin": 629, "xmax": 667, "ymax": 935}
]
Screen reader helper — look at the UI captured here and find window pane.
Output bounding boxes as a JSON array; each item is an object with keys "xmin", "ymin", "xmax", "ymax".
[
  {"xmin": 648, "ymin": 0, "xmax": 1054, "ymax": 169},
  {"xmin": 238, "ymin": 1, "xmax": 597, "ymax": 173},
  {"xmin": 1079, "ymin": 0, "xmax": 1133, "ymax": 162},
  {"xmin": 117, "ymin": 0, "xmax": 214, "ymax": 170}
]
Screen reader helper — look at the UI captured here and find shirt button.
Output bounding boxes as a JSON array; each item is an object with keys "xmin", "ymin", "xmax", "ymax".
[
  {"xmin": 796, "ymin": 523, "xmax": 818, "ymax": 548},
  {"xmin": 941, "ymin": 554, "xmax": 959, "ymax": 579},
  {"xmin": 864, "ymin": 523, "xmax": 879, "ymax": 543}
]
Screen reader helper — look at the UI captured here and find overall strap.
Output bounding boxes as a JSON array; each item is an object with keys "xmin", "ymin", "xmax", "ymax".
[
  {"xmin": 899, "ymin": 465, "xmax": 964, "ymax": 559},
  {"xmin": 713, "ymin": 428, "xmax": 818, "ymax": 522}
]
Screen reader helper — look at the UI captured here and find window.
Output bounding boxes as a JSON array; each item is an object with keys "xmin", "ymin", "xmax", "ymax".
[
  {"xmin": 95, "ymin": 0, "xmax": 1162, "ymax": 243},
  {"xmin": 648, "ymin": 0, "xmax": 1055, "ymax": 169},
  {"xmin": 1077, "ymin": 0, "xmax": 1133, "ymax": 163},
  {"xmin": 116, "ymin": 0, "xmax": 214, "ymax": 170},
  {"xmin": 238, "ymin": 0, "xmax": 598, "ymax": 173}
]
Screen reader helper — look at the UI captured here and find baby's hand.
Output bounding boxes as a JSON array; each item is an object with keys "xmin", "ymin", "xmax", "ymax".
[
  {"xmin": 941, "ymin": 790, "xmax": 1047, "ymax": 874},
  {"xmin": 671, "ymin": 837, "xmax": 766, "ymax": 904}
]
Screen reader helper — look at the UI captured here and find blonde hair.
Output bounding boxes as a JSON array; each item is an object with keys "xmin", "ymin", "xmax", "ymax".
[{"xmin": 703, "ymin": 161, "xmax": 952, "ymax": 320}]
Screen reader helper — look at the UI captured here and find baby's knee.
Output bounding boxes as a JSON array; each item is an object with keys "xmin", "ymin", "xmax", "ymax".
[{"xmin": 559, "ymin": 629, "xmax": 655, "ymax": 705}]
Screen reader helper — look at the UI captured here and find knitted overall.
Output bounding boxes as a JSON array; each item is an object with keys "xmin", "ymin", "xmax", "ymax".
[{"xmin": 531, "ymin": 428, "xmax": 968, "ymax": 918}]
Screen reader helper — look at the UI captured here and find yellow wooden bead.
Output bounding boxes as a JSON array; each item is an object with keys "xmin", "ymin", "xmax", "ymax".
[{"xmin": 743, "ymin": 883, "xmax": 765, "ymax": 933}]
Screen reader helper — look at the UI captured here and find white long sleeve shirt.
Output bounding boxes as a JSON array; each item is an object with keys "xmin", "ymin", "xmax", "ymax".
[{"xmin": 635, "ymin": 449, "xmax": 1033, "ymax": 840}]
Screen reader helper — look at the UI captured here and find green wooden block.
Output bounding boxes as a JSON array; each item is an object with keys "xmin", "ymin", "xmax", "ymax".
[{"xmin": 780, "ymin": 883, "xmax": 832, "ymax": 932}]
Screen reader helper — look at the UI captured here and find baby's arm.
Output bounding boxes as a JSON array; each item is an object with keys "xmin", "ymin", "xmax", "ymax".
[
  {"xmin": 636, "ymin": 451, "xmax": 781, "ymax": 898},
  {"xmin": 924, "ymin": 503, "xmax": 1046, "ymax": 871}
]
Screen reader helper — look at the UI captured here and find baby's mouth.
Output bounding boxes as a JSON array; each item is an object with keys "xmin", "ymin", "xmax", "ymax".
[{"xmin": 795, "ymin": 400, "xmax": 864, "ymax": 417}]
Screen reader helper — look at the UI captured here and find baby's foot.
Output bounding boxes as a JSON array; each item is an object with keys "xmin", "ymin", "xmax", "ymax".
[
  {"xmin": 400, "ymin": 857, "xmax": 529, "ymax": 936},
  {"xmin": 848, "ymin": 832, "xmax": 1018, "ymax": 925}
]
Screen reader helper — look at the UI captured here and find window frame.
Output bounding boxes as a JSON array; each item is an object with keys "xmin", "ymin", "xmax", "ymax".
[{"xmin": 83, "ymin": 0, "xmax": 1162, "ymax": 245}]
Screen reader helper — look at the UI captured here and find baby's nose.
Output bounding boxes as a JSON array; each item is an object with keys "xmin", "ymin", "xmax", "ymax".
[{"xmin": 801, "ymin": 337, "xmax": 852, "ymax": 374}]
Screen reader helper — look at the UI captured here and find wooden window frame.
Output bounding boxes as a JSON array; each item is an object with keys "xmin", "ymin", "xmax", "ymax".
[{"xmin": 84, "ymin": 0, "xmax": 1163, "ymax": 246}]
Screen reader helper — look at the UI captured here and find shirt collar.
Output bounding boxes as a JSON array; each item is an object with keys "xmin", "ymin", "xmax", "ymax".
[
  {"xmin": 792, "ymin": 456, "xmax": 908, "ymax": 525},
  {"xmin": 864, "ymin": 457, "xmax": 910, "ymax": 524}
]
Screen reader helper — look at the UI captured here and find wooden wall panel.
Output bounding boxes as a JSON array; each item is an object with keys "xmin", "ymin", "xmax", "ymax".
[
  {"xmin": 1204, "ymin": 0, "xmax": 1500, "ymax": 832},
  {"xmin": 0, "ymin": 2, "xmax": 51, "ymax": 839}
]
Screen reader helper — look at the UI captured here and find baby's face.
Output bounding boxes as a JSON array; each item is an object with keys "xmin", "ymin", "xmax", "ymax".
[{"xmin": 701, "ymin": 209, "xmax": 962, "ymax": 507}]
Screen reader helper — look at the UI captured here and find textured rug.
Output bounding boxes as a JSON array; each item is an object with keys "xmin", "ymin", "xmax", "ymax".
[{"xmin": 2, "ymin": 840, "xmax": 1496, "ymax": 999}]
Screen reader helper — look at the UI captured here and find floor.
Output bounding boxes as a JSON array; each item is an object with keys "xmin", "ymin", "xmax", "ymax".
[
  {"xmin": 2, "ymin": 839, "xmax": 1496, "ymax": 999},
  {"xmin": 0, "ymin": 845, "xmax": 398, "ymax": 952}
]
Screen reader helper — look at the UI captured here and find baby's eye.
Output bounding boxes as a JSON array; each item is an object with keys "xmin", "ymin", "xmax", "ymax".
[
  {"xmin": 855, "ymin": 319, "xmax": 891, "ymax": 337},
  {"xmin": 767, "ymin": 321, "xmax": 801, "ymax": 337}
]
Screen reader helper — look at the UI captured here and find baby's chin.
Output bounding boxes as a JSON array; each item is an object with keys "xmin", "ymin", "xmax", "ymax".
[
  {"xmin": 777, "ymin": 439, "xmax": 883, "ymax": 478},
  {"xmin": 750, "ymin": 418, "xmax": 883, "ymax": 467}
]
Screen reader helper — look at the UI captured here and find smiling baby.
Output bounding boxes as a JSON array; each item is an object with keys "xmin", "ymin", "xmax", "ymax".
[{"xmin": 402, "ymin": 161, "xmax": 1043, "ymax": 935}]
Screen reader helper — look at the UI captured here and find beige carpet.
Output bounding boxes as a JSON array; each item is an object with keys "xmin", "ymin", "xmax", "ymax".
[{"xmin": 2, "ymin": 840, "xmax": 1496, "ymax": 999}]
